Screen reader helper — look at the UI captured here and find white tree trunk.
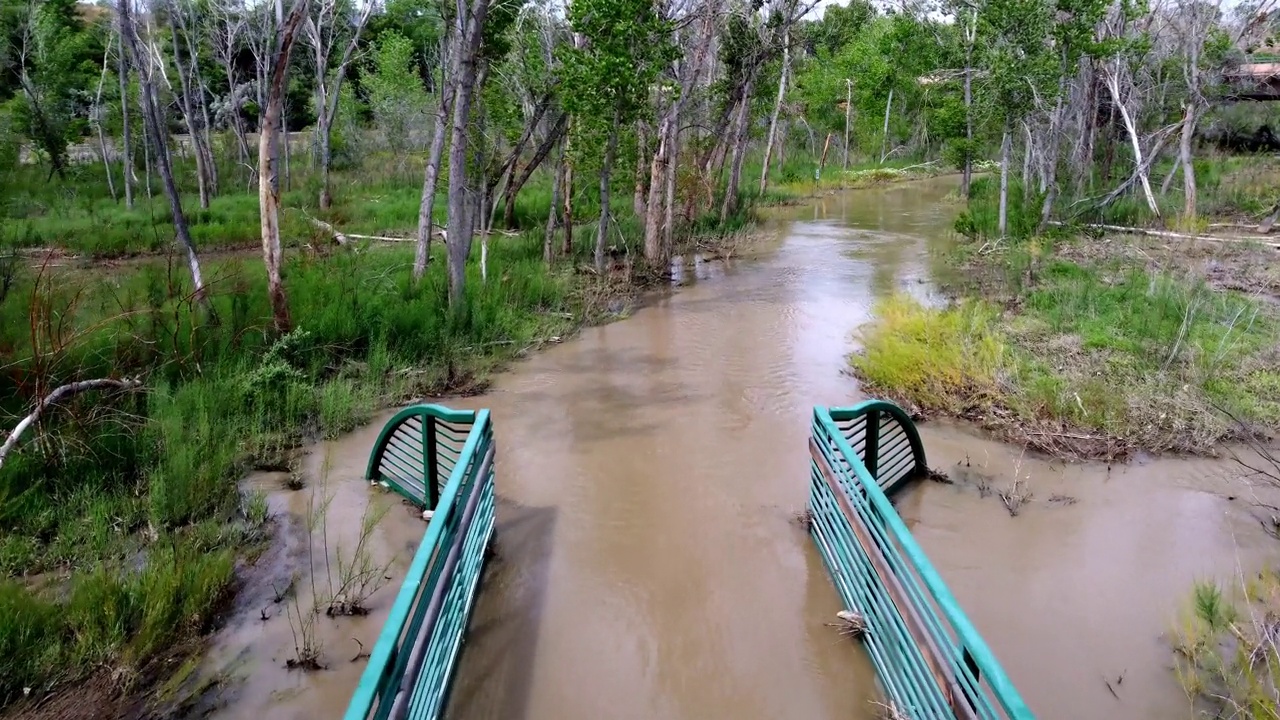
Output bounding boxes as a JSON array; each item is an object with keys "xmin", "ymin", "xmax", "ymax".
[
  {"xmin": 759, "ymin": 24, "xmax": 790, "ymax": 194},
  {"xmin": 999, "ymin": 125, "xmax": 1011, "ymax": 237},
  {"xmin": 1180, "ymin": 103, "xmax": 1198, "ymax": 219},
  {"xmin": 1104, "ymin": 63, "xmax": 1159, "ymax": 215},
  {"xmin": 0, "ymin": 379, "xmax": 141, "ymax": 472}
]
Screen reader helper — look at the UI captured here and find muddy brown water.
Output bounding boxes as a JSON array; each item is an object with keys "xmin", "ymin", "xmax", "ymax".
[{"xmin": 201, "ymin": 177, "xmax": 1279, "ymax": 720}]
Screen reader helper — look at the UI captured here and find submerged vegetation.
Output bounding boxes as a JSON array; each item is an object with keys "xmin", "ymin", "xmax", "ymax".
[
  {"xmin": 0, "ymin": 0, "xmax": 1276, "ymax": 708},
  {"xmin": 1173, "ymin": 576, "xmax": 1280, "ymax": 719}
]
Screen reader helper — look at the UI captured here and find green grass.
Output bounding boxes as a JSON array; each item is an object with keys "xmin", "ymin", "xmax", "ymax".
[
  {"xmin": 1173, "ymin": 570, "xmax": 1280, "ymax": 718},
  {"xmin": 851, "ymin": 295, "xmax": 1007, "ymax": 414},
  {"xmin": 0, "ymin": 539, "xmax": 238, "ymax": 704},
  {"xmin": 851, "ymin": 256, "xmax": 1279, "ymax": 456},
  {"xmin": 0, "ymin": 231, "xmax": 612, "ymax": 705}
]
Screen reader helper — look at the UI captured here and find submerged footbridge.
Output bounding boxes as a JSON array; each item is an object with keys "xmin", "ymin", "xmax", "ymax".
[
  {"xmin": 809, "ymin": 401, "xmax": 1033, "ymax": 719},
  {"xmin": 342, "ymin": 401, "xmax": 1032, "ymax": 719}
]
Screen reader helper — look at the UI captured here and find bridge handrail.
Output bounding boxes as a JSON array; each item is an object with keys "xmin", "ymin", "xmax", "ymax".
[
  {"xmin": 366, "ymin": 404, "xmax": 477, "ymax": 509},
  {"xmin": 344, "ymin": 406, "xmax": 494, "ymax": 720},
  {"xmin": 828, "ymin": 400, "xmax": 928, "ymax": 496},
  {"xmin": 812, "ymin": 404, "xmax": 1032, "ymax": 719}
]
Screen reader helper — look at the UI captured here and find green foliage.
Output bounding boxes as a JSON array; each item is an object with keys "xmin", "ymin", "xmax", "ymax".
[
  {"xmin": 4, "ymin": 0, "xmax": 104, "ymax": 173},
  {"xmin": 369, "ymin": 0, "xmax": 445, "ymax": 84},
  {"xmin": 852, "ymin": 249, "xmax": 1279, "ymax": 454},
  {"xmin": 365, "ymin": 31, "xmax": 428, "ymax": 155},
  {"xmin": 1173, "ymin": 572, "xmax": 1280, "ymax": 719},
  {"xmin": 793, "ymin": 14, "xmax": 956, "ymax": 161},
  {"xmin": 852, "ymin": 294, "xmax": 1008, "ymax": 414},
  {"xmin": 562, "ymin": 0, "xmax": 676, "ymax": 133}
]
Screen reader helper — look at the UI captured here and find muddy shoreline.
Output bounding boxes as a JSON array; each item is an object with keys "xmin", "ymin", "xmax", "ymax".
[{"xmin": 47, "ymin": 176, "xmax": 1277, "ymax": 720}]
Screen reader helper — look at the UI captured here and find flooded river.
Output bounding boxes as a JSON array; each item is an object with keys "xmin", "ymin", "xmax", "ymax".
[{"xmin": 203, "ymin": 177, "xmax": 1278, "ymax": 720}]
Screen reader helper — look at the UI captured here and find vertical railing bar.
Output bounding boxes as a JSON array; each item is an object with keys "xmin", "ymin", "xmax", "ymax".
[
  {"xmin": 425, "ymin": 415, "xmax": 438, "ymax": 509},
  {"xmin": 863, "ymin": 409, "xmax": 881, "ymax": 477}
]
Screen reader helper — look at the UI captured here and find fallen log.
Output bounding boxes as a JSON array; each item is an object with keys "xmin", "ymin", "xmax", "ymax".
[
  {"xmin": 1050, "ymin": 222, "xmax": 1280, "ymax": 250},
  {"xmin": 0, "ymin": 378, "xmax": 142, "ymax": 471},
  {"xmin": 302, "ymin": 212, "xmax": 417, "ymax": 245}
]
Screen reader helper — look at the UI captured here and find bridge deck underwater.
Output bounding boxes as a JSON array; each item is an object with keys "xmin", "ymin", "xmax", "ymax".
[{"xmin": 342, "ymin": 400, "xmax": 1032, "ymax": 720}]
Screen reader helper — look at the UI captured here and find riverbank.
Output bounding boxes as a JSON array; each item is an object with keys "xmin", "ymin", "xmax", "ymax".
[
  {"xmin": 849, "ymin": 182, "xmax": 1280, "ymax": 460},
  {"xmin": 0, "ymin": 193, "xmax": 783, "ymax": 717}
]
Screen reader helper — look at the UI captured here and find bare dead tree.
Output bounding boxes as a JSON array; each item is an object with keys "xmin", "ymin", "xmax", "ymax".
[
  {"xmin": 258, "ymin": 0, "xmax": 311, "ymax": 333},
  {"xmin": 208, "ymin": 0, "xmax": 253, "ymax": 168},
  {"xmin": 119, "ymin": 0, "xmax": 211, "ymax": 307},
  {"xmin": 167, "ymin": 1, "xmax": 214, "ymax": 208},
  {"xmin": 304, "ymin": 0, "xmax": 373, "ymax": 210}
]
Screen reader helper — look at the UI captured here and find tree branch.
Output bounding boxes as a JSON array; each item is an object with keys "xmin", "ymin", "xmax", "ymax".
[{"xmin": 0, "ymin": 378, "xmax": 142, "ymax": 472}]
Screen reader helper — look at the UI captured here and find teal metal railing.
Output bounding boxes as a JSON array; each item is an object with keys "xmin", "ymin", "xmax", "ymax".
[
  {"xmin": 366, "ymin": 405, "xmax": 478, "ymax": 510},
  {"xmin": 345, "ymin": 404, "xmax": 496, "ymax": 720},
  {"xmin": 809, "ymin": 401, "xmax": 1033, "ymax": 719}
]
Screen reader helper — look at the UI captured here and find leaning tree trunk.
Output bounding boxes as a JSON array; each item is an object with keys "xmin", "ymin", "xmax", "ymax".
[
  {"xmin": 258, "ymin": 0, "xmax": 311, "ymax": 334},
  {"xmin": 120, "ymin": 0, "xmax": 208, "ymax": 306},
  {"xmin": 501, "ymin": 112, "xmax": 568, "ymax": 229},
  {"xmin": 445, "ymin": 0, "xmax": 493, "ymax": 307},
  {"xmin": 998, "ymin": 123, "xmax": 1011, "ymax": 237},
  {"xmin": 1103, "ymin": 62, "xmax": 1158, "ymax": 215},
  {"xmin": 117, "ymin": 32, "xmax": 134, "ymax": 209},
  {"xmin": 414, "ymin": 80, "xmax": 454, "ymax": 281},
  {"xmin": 758, "ymin": 25, "xmax": 790, "ymax": 195},
  {"xmin": 92, "ymin": 39, "xmax": 117, "ymax": 202}
]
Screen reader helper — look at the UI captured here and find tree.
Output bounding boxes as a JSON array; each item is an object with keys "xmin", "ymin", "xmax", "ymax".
[
  {"xmin": 304, "ymin": 0, "xmax": 373, "ymax": 209},
  {"xmin": 118, "ymin": 0, "xmax": 210, "ymax": 307},
  {"xmin": 444, "ymin": 0, "xmax": 494, "ymax": 306},
  {"xmin": 563, "ymin": 0, "xmax": 675, "ymax": 270},
  {"xmin": 12, "ymin": 0, "xmax": 101, "ymax": 178},
  {"xmin": 259, "ymin": 0, "xmax": 312, "ymax": 334},
  {"xmin": 366, "ymin": 30, "xmax": 430, "ymax": 162}
]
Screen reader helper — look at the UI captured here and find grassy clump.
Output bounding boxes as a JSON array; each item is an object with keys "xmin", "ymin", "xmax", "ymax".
[
  {"xmin": 1173, "ymin": 573, "xmax": 1280, "ymax": 718},
  {"xmin": 0, "ymin": 541, "xmax": 237, "ymax": 705},
  {"xmin": 851, "ymin": 295, "xmax": 1007, "ymax": 414},
  {"xmin": 851, "ymin": 252, "xmax": 1278, "ymax": 456}
]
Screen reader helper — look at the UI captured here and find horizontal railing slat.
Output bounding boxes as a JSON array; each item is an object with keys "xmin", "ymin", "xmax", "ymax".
[{"xmin": 808, "ymin": 401, "xmax": 1033, "ymax": 719}]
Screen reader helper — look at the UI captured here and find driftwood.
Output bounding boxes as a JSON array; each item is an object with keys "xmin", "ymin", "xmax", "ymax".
[
  {"xmin": 302, "ymin": 212, "xmax": 419, "ymax": 245},
  {"xmin": 0, "ymin": 378, "xmax": 142, "ymax": 471},
  {"xmin": 1053, "ymin": 222, "xmax": 1280, "ymax": 249}
]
